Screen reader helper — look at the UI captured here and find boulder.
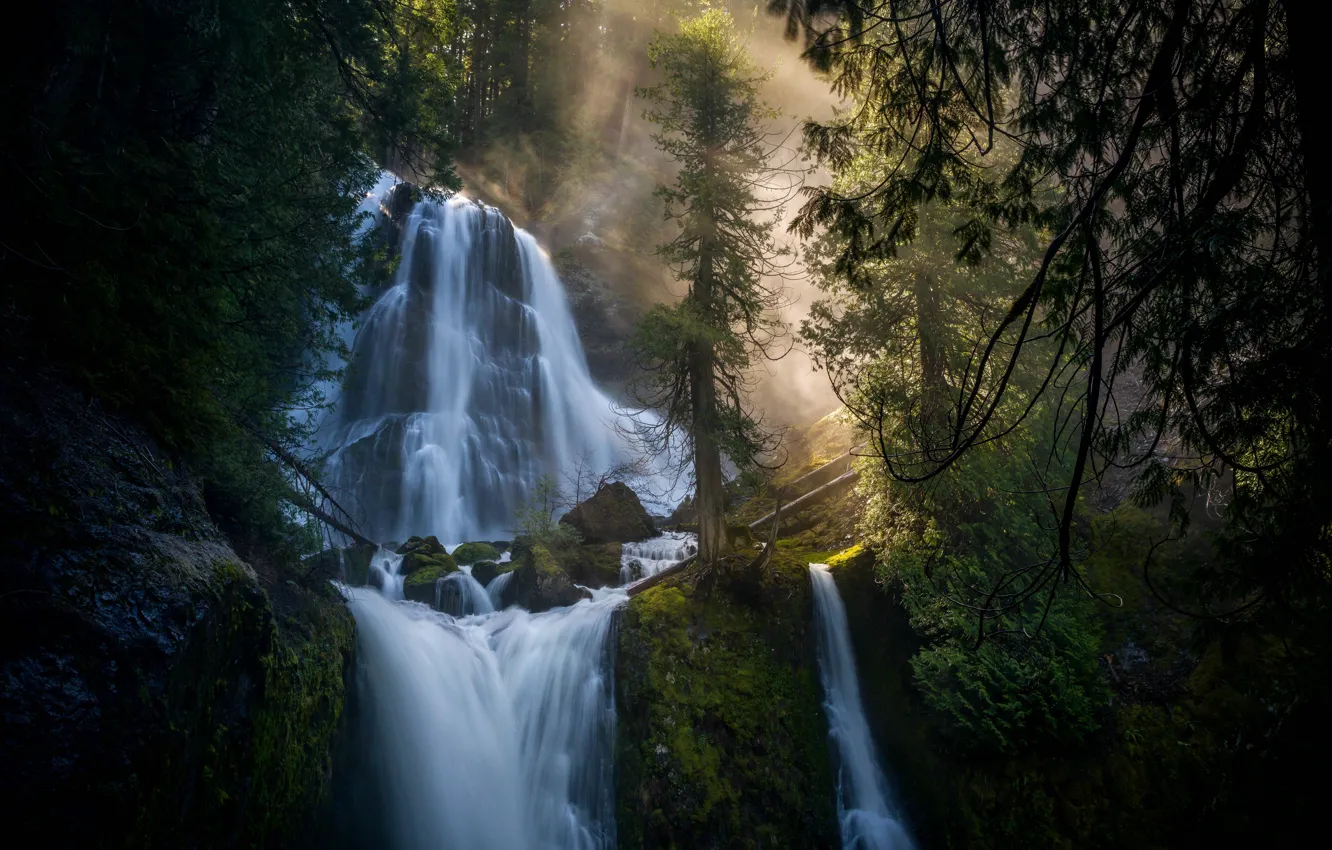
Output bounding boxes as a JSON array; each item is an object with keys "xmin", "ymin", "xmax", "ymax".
[
  {"xmin": 559, "ymin": 482, "xmax": 656, "ymax": 544},
  {"xmin": 396, "ymin": 536, "xmax": 456, "ymax": 577},
  {"xmin": 403, "ymin": 564, "xmax": 452, "ymax": 606},
  {"xmin": 470, "ymin": 560, "xmax": 501, "ymax": 588},
  {"xmin": 452, "ymin": 541, "xmax": 501, "ymax": 565},
  {"xmin": 499, "ymin": 545, "xmax": 591, "ymax": 612},
  {"xmin": 557, "ymin": 542, "xmax": 625, "ymax": 589}
]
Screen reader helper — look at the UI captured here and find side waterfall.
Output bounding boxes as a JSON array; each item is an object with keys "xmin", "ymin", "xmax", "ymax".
[{"xmin": 810, "ymin": 564, "xmax": 915, "ymax": 850}]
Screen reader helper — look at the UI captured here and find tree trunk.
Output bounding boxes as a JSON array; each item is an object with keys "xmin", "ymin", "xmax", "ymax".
[{"xmin": 691, "ymin": 234, "xmax": 730, "ymax": 564}]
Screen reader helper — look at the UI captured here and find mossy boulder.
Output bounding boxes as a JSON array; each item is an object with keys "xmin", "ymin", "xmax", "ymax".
[
  {"xmin": 452, "ymin": 541, "xmax": 501, "ymax": 565},
  {"xmin": 402, "ymin": 563, "xmax": 457, "ymax": 606},
  {"xmin": 396, "ymin": 536, "xmax": 456, "ymax": 578},
  {"xmin": 470, "ymin": 559, "xmax": 501, "ymax": 587},
  {"xmin": 498, "ymin": 545, "xmax": 591, "ymax": 612},
  {"xmin": 560, "ymin": 481, "xmax": 656, "ymax": 543},
  {"xmin": 556, "ymin": 542, "xmax": 625, "ymax": 588},
  {"xmin": 615, "ymin": 552, "xmax": 838, "ymax": 849}
]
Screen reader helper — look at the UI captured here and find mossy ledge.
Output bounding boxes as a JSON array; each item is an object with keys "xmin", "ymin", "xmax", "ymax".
[{"xmin": 615, "ymin": 551, "xmax": 838, "ymax": 849}]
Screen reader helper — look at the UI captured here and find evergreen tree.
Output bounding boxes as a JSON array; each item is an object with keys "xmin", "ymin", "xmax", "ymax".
[
  {"xmin": 774, "ymin": 0, "xmax": 1331, "ymax": 635},
  {"xmin": 630, "ymin": 7, "xmax": 789, "ymax": 564}
]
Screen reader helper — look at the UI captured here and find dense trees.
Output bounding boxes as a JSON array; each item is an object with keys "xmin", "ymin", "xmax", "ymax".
[
  {"xmin": 775, "ymin": 0, "xmax": 1330, "ymax": 647},
  {"xmin": 629, "ymin": 8, "xmax": 789, "ymax": 564},
  {"xmin": 777, "ymin": 0, "xmax": 1330, "ymax": 841},
  {"xmin": 1, "ymin": 0, "xmax": 461, "ymax": 554}
]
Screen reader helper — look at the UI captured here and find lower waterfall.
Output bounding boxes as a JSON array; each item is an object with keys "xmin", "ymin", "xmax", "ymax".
[
  {"xmin": 810, "ymin": 564, "xmax": 916, "ymax": 850},
  {"xmin": 344, "ymin": 586, "xmax": 624, "ymax": 850}
]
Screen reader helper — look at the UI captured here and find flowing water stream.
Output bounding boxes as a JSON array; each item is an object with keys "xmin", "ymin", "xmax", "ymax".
[
  {"xmin": 810, "ymin": 564, "xmax": 916, "ymax": 850},
  {"xmin": 317, "ymin": 188, "xmax": 675, "ymax": 543},
  {"xmin": 323, "ymin": 183, "xmax": 689, "ymax": 849},
  {"xmin": 318, "ymin": 182, "xmax": 911, "ymax": 849}
]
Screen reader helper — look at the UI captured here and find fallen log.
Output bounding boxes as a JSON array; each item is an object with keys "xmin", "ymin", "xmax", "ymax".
[{"xmin": 748, "ymin": 469, "xmax": 859, "ymax": 534}]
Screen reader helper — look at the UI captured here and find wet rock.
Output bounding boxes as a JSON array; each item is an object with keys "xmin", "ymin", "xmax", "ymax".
[
  {"xmin": 0, "ymin": 370, "xmax": 354, "ymax": 848},
  {"xmin": 559, "ymin": 482, "xmax": 656, "ymax": 544},
  {"xmin": 403, "ymin": 564, "xmax": 451, "ymax": 606},
  {"xmin": 556, "ymin": 542, "xmax": 625, "ymax": 589},
  {"xmin": 452, "ymin": 541, "xmax": 501, "ymax": 565},
  {"xmin": 499, "ymin": 545, "xmax": 591, "ymax": 613},
  {"xmin": 396, "ymin": 536, "xmax": 456, "ymax": 577},
  {"xmin": 470, "ymin": 559, "xmax": 501, "ymax": 588}
]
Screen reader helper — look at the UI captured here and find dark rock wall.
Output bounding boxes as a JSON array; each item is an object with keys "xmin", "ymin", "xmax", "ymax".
[{"xmin": 0, "ymin": 371, "xmax": 354, "ymax": 849}]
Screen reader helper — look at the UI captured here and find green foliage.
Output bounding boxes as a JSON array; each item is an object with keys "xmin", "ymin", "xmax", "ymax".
[
  {"xmin": 630, "ymin": 7, "xmax": 791, "ymax": 561},
  {"xmin": 779, "ymin": 0, "xmax": 1331, "ymax": 632},
  {"xmin": 2, "ymin": 0, "xmax": 463, "ymax": 555},
  {"xmin": 516, "ymin": 474, "xmax": 583, "ymax": 549}
]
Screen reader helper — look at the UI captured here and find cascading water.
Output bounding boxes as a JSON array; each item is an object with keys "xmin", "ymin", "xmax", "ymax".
[
  {"xmin": 323, "ymin": 182, "xmax": 696, "ymax": 850},
  {"xmin": 318, "ymin": 188, "xmax": 665, "ymax": 543},
  {"xmin": 810, "ymin": 564, "xmax": 915, "ymax": 850},
  {"xmin": 435, "ymin": 570, "xmax": 495, "ymax": 616},
  {"xmin": 619, "ymin": 531, "xmax": 698, "ymax": 583}
]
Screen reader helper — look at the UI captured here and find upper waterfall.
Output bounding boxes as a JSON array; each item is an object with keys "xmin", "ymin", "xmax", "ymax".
[{"xmin": 318, "ymin": 185, "xmax": 653, "ymax": 542}]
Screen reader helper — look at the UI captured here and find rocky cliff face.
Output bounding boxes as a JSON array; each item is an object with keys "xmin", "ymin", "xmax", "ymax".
[
  {"xmin": 615, "ymin": 553, "xmax": 838, "ymax": 849},
  {"xmin": 0, "ymin": 370, "xmax": 354, "ymax": 849}
]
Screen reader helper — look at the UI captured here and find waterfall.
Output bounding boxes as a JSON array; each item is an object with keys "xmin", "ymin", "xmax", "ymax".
[
  {"xmin": 345, "ymin": 589, "xmax": 621, "ymax": 850},
  {"xmin": 809, "ymin": 564, "xmax": 915, "ymax": 850},
  {"xmin": 318, "ymin": 188, "xmax": 667, "ymax": 543},
  {"xmin": 322, "ymin": 183, "xmax": 702, "ymax": 849},
  {"xmin": 436, "ymin": 570, "xmax": 495, "ymax": 616},
  {"xmin": 619, "ymin": 531, "xmax": 698, "ymax": 583}
]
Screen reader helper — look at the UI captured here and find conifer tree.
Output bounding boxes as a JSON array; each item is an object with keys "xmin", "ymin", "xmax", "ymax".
[{"xmin": 631, "ymin": 7, "xmax": 789, "ymax": 564}]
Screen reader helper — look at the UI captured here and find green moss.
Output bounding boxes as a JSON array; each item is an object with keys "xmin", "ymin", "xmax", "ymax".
[
  {"xmin": 401, "ymin": 551, "xmax": 457, "ymax": 578},
  {"xmin": 403, "ymin": 561, "xmax": 456, "ymax": 605},
  {"xmin": 616, "ymin": 552, "xmax": 837, "ymax": 849},
  {"xmin": 554, "ymin": 542, "xmax": 623, "ymax": 588},
  {"xmin": 137, "ymin": 561, "xmax": 355, "ymax": 849},
  {"xmin": 529, "ymin": 544, "xmax": 562, "ymax": 575},
  {"xmin": 452, "ymin": 541, "xmax": 501, "ymax": 565},
  {"xmin": 825, "ymin": 543, "xmax": 871, "ymax": 570}
]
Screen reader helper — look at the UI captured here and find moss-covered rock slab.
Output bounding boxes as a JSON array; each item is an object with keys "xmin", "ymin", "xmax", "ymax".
[
  {"xmin": 498, "ymin": 545, "xmax": 591, "ymax": 612},
  {"xmin": 452, "ymin": 541, "xmax": 501, "ymax": 565},
  {"xmin": 556, "ymin": 542, "xmax": 624, "ymax": 588},
  {"xmin": 615, "ymin": 552, "xmax": 838, "ymax": 849}
]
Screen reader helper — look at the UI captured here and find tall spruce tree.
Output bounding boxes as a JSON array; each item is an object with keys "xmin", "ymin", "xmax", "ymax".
[{"xmin": 631, "ymin": 7, "xmax": 788, "ymax": 564}]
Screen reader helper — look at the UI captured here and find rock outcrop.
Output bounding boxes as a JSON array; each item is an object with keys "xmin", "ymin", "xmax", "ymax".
[
  {"xmin": 556, "ymin": 542, "xmax": 625, "ymax": 589},
  {"xmin": 396, "ymin": 536, "xmax": 458, "ymax": 605},
  {"xmin": 560, "ymin": 481, "xmax": 656, "ymax": 544},
  {"xmin": 615, "ymin": 551, "xmax": 838, "ymax": 848},
  {"xmin": 470, "ymin": 559, "xmax": 501, "ymax": 588},
  {"xmin": 498, "ymin": 545, "xmax": 591, "ymax": 612},
  {"xmin": 0, "ymin": 370, "xmax": 354, "ymax": 848}
]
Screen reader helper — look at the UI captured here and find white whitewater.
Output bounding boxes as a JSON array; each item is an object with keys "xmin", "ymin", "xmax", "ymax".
[
  {"xmin": 809, "ymin": 564, "xmax": 915, "ymax": 850},
  {"xmin": 326, "ymin": 183, "xmax": 699, "ymax": 849},
  {"xmin": 435, "ymin": 570, "xmax": 495, "ymax": 617},
  {"xmin": 346, "ymin": 588, "xmax": 621, "ymax": 850},
  {"xmin": 619, "ymin": 531, "xmax": 698, "ymax": 583}
]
